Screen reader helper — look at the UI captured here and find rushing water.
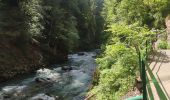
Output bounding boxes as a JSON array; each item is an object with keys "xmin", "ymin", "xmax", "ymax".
[{"xmin": 0, "ymin": 52, "xmax": 97, "ymax": 100}]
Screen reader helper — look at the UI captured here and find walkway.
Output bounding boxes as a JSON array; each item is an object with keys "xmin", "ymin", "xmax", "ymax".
[{"xmin": 148, "ymin": 50, "xmax": 170, "ymax": 100}]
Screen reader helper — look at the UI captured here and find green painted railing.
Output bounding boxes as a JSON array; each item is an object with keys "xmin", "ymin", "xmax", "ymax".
[
  {"xmin": 141, "ymin": 41, "xmax": 168, "ymax": 100},
  {"xmin": 127, "ymin": 40, "xmax": 168, "ymax": 100},
  {"xmin": 127, "ymin": 96, "xmax": 143, "ymax": 100}
]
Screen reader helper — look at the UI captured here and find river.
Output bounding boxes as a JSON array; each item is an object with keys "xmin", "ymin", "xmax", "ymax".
[{"xmin": 0, "ymin": 52, "xmax": 97, "ymax": 100}]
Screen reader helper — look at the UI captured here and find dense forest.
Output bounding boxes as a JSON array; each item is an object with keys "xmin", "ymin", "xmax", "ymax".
[
  {"xmin": 1, "ymin": 0, "xmax": 170, "ymax": 100},
  {"xmin": 0, "ymin": 0, "xmax": 104, "ymax": 81}
]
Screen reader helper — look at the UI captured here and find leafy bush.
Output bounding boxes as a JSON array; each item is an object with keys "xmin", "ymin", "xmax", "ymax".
[
  {"xmin": 89, "ymin": 24, "xmax": 156, "ymax": 99},
  {"xmin": 90, "ymin": 44, "xmax": 138, "ymax": 99},
  {"xmin": 158, "ymin": 40, "xmax": 168, "ymax": 49},
  {"xmin": 89, "ymin": 0, "xmax": 168, "ymax": 99}
]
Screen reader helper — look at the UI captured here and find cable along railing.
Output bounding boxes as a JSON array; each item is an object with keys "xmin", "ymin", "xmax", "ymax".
[{"xmin": 127, "ymin": 40, "xmax": 168, "ymax": 100}]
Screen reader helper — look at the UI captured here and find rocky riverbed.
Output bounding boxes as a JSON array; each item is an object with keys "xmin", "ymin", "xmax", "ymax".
[{"xmin": 0, "ymin": 52, "xmax": 97, "ymax": 100}]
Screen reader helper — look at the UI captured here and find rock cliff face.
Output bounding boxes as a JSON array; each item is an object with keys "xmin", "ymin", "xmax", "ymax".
[{"xmin": 0, "ymin": 35, "xmax": 42, "ymax": 81}]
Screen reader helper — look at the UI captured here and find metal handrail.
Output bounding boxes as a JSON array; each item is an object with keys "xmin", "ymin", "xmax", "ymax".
[
  {"xmin": 126, "ymin": 96, "xmax": 143, "ymax": 100},
  {"xmin": 143, "ymin": 40, "xmax": 167, "ymax": 100},
  {"xmin": 144, "ymin": 59, "xmax": 167, "ymax": 100},
  {"xmin": 127, "ymin": 40, "xmax": 168, "ymax": 100}
]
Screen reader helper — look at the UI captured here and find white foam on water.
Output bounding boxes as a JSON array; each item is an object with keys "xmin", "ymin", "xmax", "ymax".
[{"xmin": 30, "ymin": 93, "xmax": 55, "ymax": 100}]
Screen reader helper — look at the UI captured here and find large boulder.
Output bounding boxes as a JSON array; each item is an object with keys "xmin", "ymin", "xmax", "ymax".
[{"xmin": 35, "ymin": 68, "xmax": 61, "ymax": 83}]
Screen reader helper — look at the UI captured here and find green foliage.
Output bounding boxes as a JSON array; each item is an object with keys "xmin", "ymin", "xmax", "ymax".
[
  {"xmin": 0, "ymin": 0, "xmax": 24, "ymax": 34},
  {"xmin": 90, "ymin": 23, "xmax": 156, "ymax": 99},
  {"xmin": 158, "ymin": 40, "xmax": 168, "ymax": 49},
  {"xmin": 156, "ymin": 30, "xmax": 168, "ymax": 49},
  {"xmin": 42, "ymin": 0, "xmax": 104, "ymax": 51},
  {"xmin": 91, "ymin": 44, "xmax": 137, "ymax": 99},
  {"xmin": 97, "ymin": 44, "xmax": 137, "ymax": 69},
  {"xmin": 0, "ymin": 0, "xmax": 104, "ymax": 53},
  {"xmin": 102, "ymin": 0, "xmax": 146, "ymax": 26},
  {"xmin": 42, "ymin": 0, "xmax": 80, "ymax": 52},
  {"xmin": 102, "ymin": 0, "xmax": 170, "ymax": 28},
  {"xmin": 74, "ymin": 0, "xmax": 104, "ymax": 50},
  {"xmin": 90, "ymin": 0, "xmax": 163, "ymax": 98},
  {"xmin": 19, "ymin": 0, "xmax": 44, "ymax": 36},
  {"xmin": 106, "ymin": 24, "xmax": 156, "ymax": 53},
  {"xmin": 2, "ymin": 0, "xmax": 170, "ymax": 99}
]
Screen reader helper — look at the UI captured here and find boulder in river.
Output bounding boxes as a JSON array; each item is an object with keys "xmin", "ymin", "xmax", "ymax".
[
  {"xmin": 35, "ymin": 68, "xmax": 61, "ymax": 82},
  {"xmin": 34, "ymin": 77, "xmax": 51, "ymax": 83},
  {"xmin": 77, "ymin": 52, "xmax": 85, "ymax": 56},
  {"xmin": 61, "ymin": 66, "xmax": 72, "ymax": 71}
]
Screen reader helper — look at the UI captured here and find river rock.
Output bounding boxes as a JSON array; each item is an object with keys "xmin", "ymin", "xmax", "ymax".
[
  {"xmin": 92, "ymin": 55, "xmax": 96, "ymax": 58},
  {"xmin": 36, "ymin": 68, "xmax": 61, "ymax": 82},
  {"xmin": 61, "ymin": 66, "xmax": 72, "ymax": 71},
  {"xmin": 77, "ymin": 52, "xmax": 85, "ymax": 56},
  {"xmin": 94, "ymin": 49, "xmax": 101, "ymax": 55},
  {"xmin": 34, "ymin": 77, "xmax": 51, "ymax": 83},
  {"xmin": 30, "ymin": 93, "xmax": 55, "ymax": 100},
  {"xmin": 71, "ymin": 66, "xmax": 79, "ymax": 70},
  {"xmin": 3, "ymin": 94, "xmax": 11, "ymax": 99}
]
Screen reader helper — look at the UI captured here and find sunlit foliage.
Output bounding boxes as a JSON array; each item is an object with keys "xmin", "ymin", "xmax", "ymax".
[{"xmin": 89, "ymin": 0, "xmax": 168, "ymax": 99}]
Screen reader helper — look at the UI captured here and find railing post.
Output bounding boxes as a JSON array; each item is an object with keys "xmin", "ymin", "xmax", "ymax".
[
  {"xmin": 146, "ymin": 40, "xmax": 148, "ymax": 61},
  {"xmin": 138, "ymin": 51, "xmax": 142, "ymax": 79},
  {"xmin": 142, "ymin": 60, "xmax": 147, "ymax": 100},
  {"xmin": 141, "ymin": 40, "xmax": 148, "ymax": 100}
]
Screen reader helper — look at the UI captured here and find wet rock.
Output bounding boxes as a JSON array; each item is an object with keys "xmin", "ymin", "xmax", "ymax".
[
  {"xmin": 71, "ymin": 66, "xmax": 79, "ymax": 70},
  {"xmin": 55, "ymin": 96, "xmax": 59, "ymax": 99},
  {"xmin": 36, "ymin": 68, "xmax": 61, "ymax": 82},
  {"xmin": 30, "ymin": 93, "xmax": 55, "ymax": 100},
  {"xmin": 35, "ymin": 77, "xmax": 50, "ymax": 83},
  {"xmin": 3, "ymin": 94, "xmax": 11, "ymax": 99},
  {"xmin": 135, "ymin": 76, "xmax": 142, "ymax": 92},
  {"xmin": 1, "ymin": 85, "xmax": 27, "ymax": 99},
  {"xmin": 94, "ymin": 49, "xmax": 101, "ymax": 55},
  {"xmin": 53, "ymin": 67, "xmax": 61, "ymax": 72},
  {"xmin": 2, "ymin": 86, "xmax": 18, "ymax": 94},
  {"xmin": 77, "ymin": 52, "xmax": 85, "ymax": 56},
  {"xmin": 92, "ymin": 55, "xmax": 96, "ymax": 58},
  {"xmin": 61, "ymin": 66, "xmax": 72, "ymax": 71}
]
